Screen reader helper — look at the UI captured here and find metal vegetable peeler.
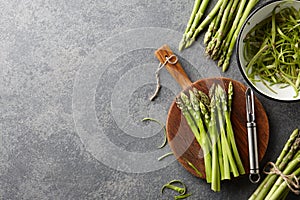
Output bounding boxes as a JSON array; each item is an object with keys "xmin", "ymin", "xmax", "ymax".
[{"xmin": 246, "ymin": 88, "xmax": 260, "ymax": 183}]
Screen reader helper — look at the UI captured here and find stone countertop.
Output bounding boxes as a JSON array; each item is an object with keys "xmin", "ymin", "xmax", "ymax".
[{"xmin": 0, "ymin": 0, "xmax": 299, "ymax": 199}]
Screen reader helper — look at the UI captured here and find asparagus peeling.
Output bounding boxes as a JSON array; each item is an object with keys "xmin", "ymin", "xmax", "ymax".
[
  {"xmin": 161, "ymin": 180, "xmax": 192, "ymax": 199},
  {"xmin": 243, "ymin": 4, "xmax": 300, "ymax": 97}
]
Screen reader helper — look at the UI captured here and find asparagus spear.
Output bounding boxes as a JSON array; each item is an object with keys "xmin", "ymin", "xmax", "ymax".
[
  {"xmin": 221, "ymin": 0, "xmax": 259, "ymax": 71},
  {"xmin": 227, "ymin": 81, "xmax": 233, "ymax": 114},
  {"xmin": 192, "ymin": 87, "xmax": 210, "ymax": 112},
  {"xmin": 176, "ymin": 97, "xmax": 200, "ymax": 138},
  {"xmin": 278, "ymin": 137, "xmax": 300, "ymax": 170},
  {"xmin": 280, "ymin": 188, "xmax": 291, "ymax": 200},
  {"xmin": 180, "ymin": 0, "xmax": 212, "ymax": 50},
  {"xmin": 215, "ymin": 85, "xmax": 239, "ymax": 178},
  {"xmin": 210, "ymin": 0, "xmax": 229, "ymax": 38},
  {"xmin": 175, "ymin": 84, "xmax": 247, "ymax": 192},
  {"xmin": 214, "ymin": 86, "xmax": 230, "ymax": 179},
  {"xmin": 211, "ymin": 0, "xmax": 240, "ymax": 59},
  {"xmin": 191, "ymin": 87, "xmax": 210, "ymax": 127},
  {"xmin": 254, "ymin": 137, "xmax": 300, "ymax": 200},
  {"xmin": 208, "ymin": 95, "xmax": 221, "ymax": 191},
  {"xmin": 220, "ymin": 83, "xmax": 245, "ymax": 175},
  {"xmin": 185, "ymin": 0, "xmax": 223, "ymax": 48},
  {"xmin": 204, "ymin": 16, "xmax": 217, "ymax": 45},
  {"xmin": 178, "ymin": 93, "xmax": 212, "ymax": 183},
  {"xmin": 206, "ymin": 0, "xmax": 232, "ymax": 57},
  {"xmin": 179, "ymin": 0, "xmax": 202, "ymax": 51},
  {"xmin": 218, "ymin": 0, "xmax": 247, "ymax": 67},
  {"xmin": 209, "ymin": 84, "xmax": 225, "ymax": 180},
  {"xmin": 200, "ymin": 101, "xmax": 210, "ymax": 132},
  {"xmin": 188, "ymin": 90, "xmax": 210, "ymax": 143},
  {"xmin": 276, "ymin": 129, "xmax": 299, "ymax": 167},
  {"xmin": 188, "ymin": 0, "xmax": 211, "ymax": 38}
]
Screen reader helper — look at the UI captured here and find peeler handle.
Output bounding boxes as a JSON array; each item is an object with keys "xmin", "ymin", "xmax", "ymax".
[{"xmin": 247, "ymin": 121, "xmax": 260, "ymax": 183}]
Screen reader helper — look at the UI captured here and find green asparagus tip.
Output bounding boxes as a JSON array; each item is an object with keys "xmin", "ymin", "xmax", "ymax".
[
  {"xmin": 189, "ymin": 90, "xmax": 201, "ymax": 111},
  {"xmin": 204, "ymin": 33, "xmax": 212, "ymax": 46},
  {"xmin": 176, "ymin": 97, "xmax": 185, "ymax": 110},
  {"xmin": 222, "ymin": 61, "xmax": 229, "ymax": 72},
  {"xmin": 211, "ymin": 49, "xmax": 221, "ymax": 61},
  {"xmin": 199, "ymin": 101, "xmax": 206, "ymax": 111},
  {"xmin": 217, "ymin": 57, "xmax": 224, "ymax": 67},
  {"xmin": 189, "ymin": 89, "xmax": 197, "ymax": 102},
  {"xmin": 180, "ymin": 92, "xmax": 189, "ymax": 103},
  {"xmin": 228, "ymin": 81, "xmax": 233, "ymax": 96},
  {"xmin": 184, "ymin": 38, "xmax": 195, "ymax": 49},
  {"xmin": 179, "ymin": 37, "xmax": 186, "ymax": 51},
  {"xmin": 188, "ymin": 89, "xmax": 194, "ymax": 97},
  {"xmin": 181, "ymin": 93, "xmax": 194, "ymax": 112},
  {"xmin": 209, "ymin": 83, "xmax": 216, "ymax": 98},
  {"xmin": 192, "ymin": 87, "xmax": 200, "ymax": 99},
  {"xmin": 217, "ymin": 85, "xmax": 226, "ymax": 102}
]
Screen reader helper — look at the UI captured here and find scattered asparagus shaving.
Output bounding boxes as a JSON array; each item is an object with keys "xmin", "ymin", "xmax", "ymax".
[
  {"xmin": 161, "ymin": 180, "xmax": 192, "ymax": 199},
  {"xmin": 142, "ymin": 117, "xmax": 167, "ymax": 149},
  {"xmin": 158, "ymin": 152, "xmax": 173, "ymax": 161},
  {"xmin": 184, "ymin": 158, "xmax": 203, "ymax": 178},
  {"xmin": 175, "ymin": 193, "xmax": 192, "ymax": 199}
]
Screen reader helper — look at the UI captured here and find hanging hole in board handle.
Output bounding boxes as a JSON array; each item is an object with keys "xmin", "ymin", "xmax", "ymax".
[{"xmin": 249, "ymin": 173, "xmax": 260, "ymax": 184}]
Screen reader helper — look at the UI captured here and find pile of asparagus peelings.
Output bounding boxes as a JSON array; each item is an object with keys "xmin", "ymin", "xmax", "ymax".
[
  {"xmin": 176, "ymin": 82, "xmax": 245, "ymax": 192},
  {"xmin": 179, "ymin": 0, "xmax": 259, "ymax": 71}
]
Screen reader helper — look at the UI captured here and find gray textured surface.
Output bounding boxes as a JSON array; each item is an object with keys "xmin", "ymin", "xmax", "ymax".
[{"xmin": 0, "ymin": 0, "xmax": 299, "ymax": 199}]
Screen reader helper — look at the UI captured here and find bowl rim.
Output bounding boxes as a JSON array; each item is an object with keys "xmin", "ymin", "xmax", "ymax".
[{"xmin": 236, "ymin": 0, "xmax": 300, "ymax": 102}]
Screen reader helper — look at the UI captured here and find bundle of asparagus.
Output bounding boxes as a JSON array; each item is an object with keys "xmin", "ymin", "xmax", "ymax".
[
  {"xmin": 179, "ymin": 0, "xmax": 259, "ymax": 71},
  {"xmin": 249, "ymin": 129, "xmax": 300, "ymax": 200},
  {"xmin": 176, "ymin": 82, "xmax": 245, "ymax": 192}
]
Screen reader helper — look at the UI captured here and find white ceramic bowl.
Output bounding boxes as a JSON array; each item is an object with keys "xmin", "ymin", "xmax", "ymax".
[{"xmin": 237, "ymin": 0, "xmax": 300, "ymax": 102}]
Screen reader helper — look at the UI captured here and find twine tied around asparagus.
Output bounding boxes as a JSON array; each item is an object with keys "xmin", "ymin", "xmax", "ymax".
[
  {"xmin": 149, "ymin": 55, "xmax": 178, "ymax": 101},
  {"xmin": 263, "ymin": 162, "xmax": 300, "ymax": 195}
]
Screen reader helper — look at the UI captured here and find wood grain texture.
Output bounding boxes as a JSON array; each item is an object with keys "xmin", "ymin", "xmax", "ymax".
[{"xmin": 166, "ymin": 77, "xmax": 269, "ymax": 179}]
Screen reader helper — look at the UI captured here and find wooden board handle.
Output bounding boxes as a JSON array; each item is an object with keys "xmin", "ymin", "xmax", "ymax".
[{"xmin": 155, "ymin": 45, "xmax": 192, "ymax": 90}]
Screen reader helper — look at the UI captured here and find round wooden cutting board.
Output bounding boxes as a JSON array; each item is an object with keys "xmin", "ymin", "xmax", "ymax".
[{"xmin": 155, "ymin": 44, "xmax": 269, "ymax": 179}]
